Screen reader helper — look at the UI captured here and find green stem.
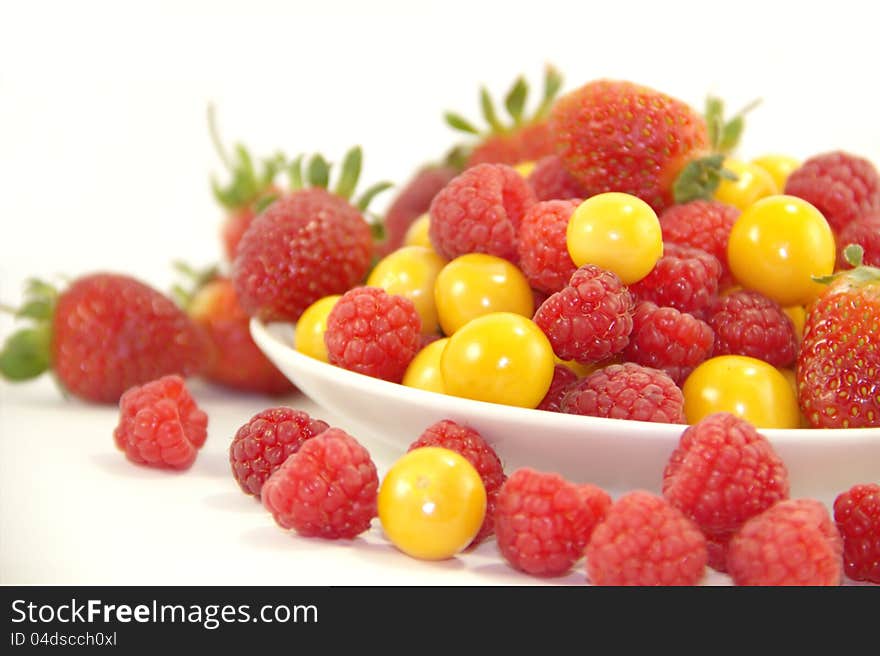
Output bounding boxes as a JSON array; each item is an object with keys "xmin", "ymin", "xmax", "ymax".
[{"xmin": 207, "ymin": 103, "xmax": 232, "ymax": 171}]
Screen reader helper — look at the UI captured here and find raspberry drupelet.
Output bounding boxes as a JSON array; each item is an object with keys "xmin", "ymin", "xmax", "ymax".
[
  {"xmin": 833, "ymin": 483, "xmax": 880, "ymax": 583},
  {"xmin": 628, "ymin": 243, "xmax": 723, "ymax": 315},
  {"xmin": 516, "ymin": 199, "xmax": 581, "ymax": 295}
]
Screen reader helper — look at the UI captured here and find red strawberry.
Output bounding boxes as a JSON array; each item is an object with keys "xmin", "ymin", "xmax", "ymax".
[
  {"xmin": 175, "ymin": 266, "xmax": 295, "ymax": 396},
  {"xmin": 445, "ymin": 66, "xmax": 563, "ymax": 169},
  {"xmin": 207, "ymin": 105, "xmax": 285, "ymax": 261},
  {"xmin": 0, "ymin": 274, "xmax": 209, "ymax": 403},
  {"xmin": 379, "ymin": 163, "xmax": 458, "ymax": 256},
  {"xmin": 551, "ymin": 79, "xmax": 709, "ymax": 213},
  {"xmin": 232, "ymin": 147, "xmax": 391, "ymax": 323},
  {"xmin": 797, "ymin": 245, "xmax": 880, "ymax": 428}
]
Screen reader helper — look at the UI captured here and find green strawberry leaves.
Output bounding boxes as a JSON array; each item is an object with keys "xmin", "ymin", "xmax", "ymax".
[
  {"xmin": 445, "ymin": 64, "xmax": 564, "ymax": 138},
  {"xmin": 0, "ymin": 278, "xmax": 58, "ymax": 382},
  {"xmin": 705, "ymin": 96, "xmax": 761, "ymax": 156},
  {"xmin": 813, "ymin": 245, "xmax": 880, "ymax": 285}
]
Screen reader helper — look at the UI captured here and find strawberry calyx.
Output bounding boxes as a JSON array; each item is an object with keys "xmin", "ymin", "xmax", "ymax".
[
  {"xmin": 814, "ymin": 245, "xmax": 880, "ymax": 286},
  {"xmin": 170, "ymin": 261, "xmax": 222, "ymax": 311},
  {"xmin": 444, "ymin": 64, "xmax": 564, "ymax": 139},
  {"xmin": 208, "ymin": 104, "xmax": 285, "ymax": 212},
  {"xmin": 671, "ymin": 95, "xmax": 759, "ymax": 204},
  {"xmin": 0, "ymin": 279, "xmax": 58, "ymax": 381}
]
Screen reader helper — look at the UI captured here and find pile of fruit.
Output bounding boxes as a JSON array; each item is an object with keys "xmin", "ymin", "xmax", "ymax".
[{"xmin": 1, "ymin": 68, "xmax": 878, "ymax": 585}]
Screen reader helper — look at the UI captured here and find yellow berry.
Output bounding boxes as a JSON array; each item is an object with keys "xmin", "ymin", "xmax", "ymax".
[{"xmin": 293, "ymin": 295, "xmax": 341, "ymax": 362}]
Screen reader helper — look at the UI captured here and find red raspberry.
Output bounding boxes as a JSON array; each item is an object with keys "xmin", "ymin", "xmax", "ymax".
[
  {"xmin": 561, "ymin": 362, "xmax": 685, "ymax": 424},
  {"xmin": 837, "ymin": 213, "xmax": 880, "ymax": 269},
  {"xmin": 428, "ymin": 163, "xmax": 536, "ymax": 263},
  {"xmin": 727, "ymin": 499, "xmax": 843, "ymax": 586},
  {"xmin": 833, "ymin": 483, "xmax": 880, "ymax": 583},
  {"xmin": 662, "ymin": 412, "xmax": 790, "ymax": 572},
  {"xmin": 623, "ymin": 301, "xmax": 714, "ymax": 386},
  {"xmin": 232, "ymin": 188, "xmax": 374, "ymax": 323},
  {"xmin": 536, "ymin": 364, "xmax": 579, "ymax": 413},
  {"xmin": 659, "ymin": 200, "xmax": 740, "ymax": 286},
  {"xmin": 533, "ymin": 264, "xmax": 634, "ymax": 364},
  {"xmin": 495, "ymin": 468, "xmax": 611, "ymax": 577},
  {"xmin": 261, "ymin": 427, "xmax": 378, "ymax": 539},
  {"xmin": 229, "ymin": 407, "xmax": 330, "ymax": 498},
  {"xmin": 705, "ymin": 290, "xmax": 797, "ymax": 368},
  {"xmin": 784, "ymin": 151, "xmax": 880, "ymax": 234},
  {"xmin": 527, "ymin": 155, "xmax": 590, "ymax": 201},
  {"xmin": 324, "ymin": 287, "xmax": 422, "ymax": 383},
  {"xmin": 113, "ymin": 375, "xmax": 208, "ymax": 470},
  {"xmin": 516, "ymin": 199, "xmax": 580, "ymax": 294},
  {"xmin": 629, "ymin": 243, "xmax": 722, "ymax": 314},
  {"xmin": 585, "ymin": 490, "xmax": 707, "ymax": 586},
  {"xmin": 409, "ymin": 419, "xmax": 506, "ymax": 548}
]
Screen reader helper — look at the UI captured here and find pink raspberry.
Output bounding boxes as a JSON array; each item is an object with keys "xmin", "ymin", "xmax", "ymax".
[
  {"xmin": 836, "ymin": 213, "xmax": 880, "ymax": 269},
  {"xmin": 324, "ymin": 286, "xmax": 422, "ymax": 383},
  {"xmin": 495, "ymin": 468, "xmax": 611, "ymax": 577},
  {"xmin": 585, "ymin": 490, "xmax": 708, "ymax": 586},
  {"xmin": 784, "ymin": 151, "xmax": 880, "ymax": 234},
  {"xmin": 659, "ymin": 200, "xmax": 739, "ymax": 287},
  {"xmin": 261, "ymin": 428, "xmax": 379, "ymax": 539},
  {"xmin": 113, "ymin": 375, "xmax": 207, "ymax": 470},
  {"xmin": 727, "ymin": 499, "xmax": 843, "ymax": 586},
  {"xmin": 516, "ymin": 199, "xmax": 580, "ymax": 295},
  {"xmin": 622, "ymin": 301, "xmax": 714, "ymax": 386},
  {"xmin": 833, "ymin": 483, "xmax": 880, "ymax": 583},
  {"xmin": 536, "ymin": 364, "xmax": 579, "ymax": 413},
  {"xmin": 409, "ymin": 420, "xmax": 506, "ymax": 548},
  {"xmin": 428, "ymin": 163, "xmax": 536, "ymax": 263},
  {"xmin": 533, "ymin": 264, "xmax": 634, "ymax": 364},
  {"xmin": 662, "ymin": 412, "xmax": 790, "ymax": 572},
  {"xmin": 629, "ymin": 243, "xmax": 722, "ymax": 314},
  {"xmin": 229, "ymin": 407, "xmax": 330, "ymax": 497},
  {"xmin": 705, "ymin": 290, "xmax": 797, "ymax": 368},
  {"xmin": 527, "ymin": 155, "xmax": 591, "ymax": 201},
  {"xmin": 561, "ymin": 362, "xmax": 685, "ymax": 424}
]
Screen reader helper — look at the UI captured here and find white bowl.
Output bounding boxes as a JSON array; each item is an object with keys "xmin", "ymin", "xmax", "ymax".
[{"xmin": 251, "ymin": 318, "xmax": 880, "ymax": 505}]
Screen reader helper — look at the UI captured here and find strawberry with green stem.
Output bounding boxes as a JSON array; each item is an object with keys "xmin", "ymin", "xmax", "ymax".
[
  {"xmin": 445, "ymin": 65, "xmax": 564, "ymax": 169},
  {"xmin": 0, "ymin": 274, "xmax": 209, "ymax": 403},
  {"xmin": 208, "ymin": 104, "xmax": 286, "ymax": 261},
  {"xmin": 172, "ymin": 262, "xmax": 295, "ymax": 396},
  {"xmin": 232, "ymin": 146, "xmax": 392, "ymax": 323},
  {"xmin": 797, "ymin": 244, "xmax": 880, "ymax": 428}
]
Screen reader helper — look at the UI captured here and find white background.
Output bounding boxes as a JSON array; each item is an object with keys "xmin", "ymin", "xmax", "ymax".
[{"xmin": 1, "ymin": 0, "xmax": 878, "ymax": 585}]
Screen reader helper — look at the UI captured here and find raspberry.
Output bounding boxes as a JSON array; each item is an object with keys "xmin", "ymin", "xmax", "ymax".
[
  {"xmin": 536, "ymin": 364, "xmax": 579, "ymax": 413},
  {"xmin": 527, "ymin": 155, "xmax": 590, "ymax": 201},
  {"xmin": 629, "ymin": 243, "xmax": 722, "ymax": 314},
  {"xmin": 428, "ymin": 163, "xmax": 536, "ymax": 263},
  {"xmin": 705, "ymin": 290, "xmax": 798, "ymax": 368},
  {"xmin": 516, "ymin": 199, "xmax": 580, "ymax": 294},
  {"xmin": 381, "ymin": 165, "xmax": 457, "ymax": 255},
  {"xmin": 324, "ymin": 287, "xmax": 422, "ymax": 383},
  {"xmin": 833, "ymin": 483, "xmax": 880, "ymax": 583},
  {"xmin": 662, "ymin": 412, "xmax": 790, "ymax": 572},
  {"xmin": 659, "ymin": 200, "xmax": 740, "ymax": 286},
  {"xmin": 113, "ymin": 375, "xmax": 208, "ymax": 470},
  {"xmin": 229, "ymin": 407, "xmax": 330, "ymax": 498},
  {"xmin": 533, "ymin": 264, "xmax": 634, "ymax": 364},
  {"xmin": 561, "ymin": 362, "xmax": 685, "ymax": 424},
  {"xmin": 261, "ymin": 428, "xmax": 378, "ymax": 539},
  {"xmin": 784, "ymin": 151, "xmax": 880, "ymax": 234},
  {"xmin": 584, "ymin": 491, "xmax": 707, "ymax": 586},
  {"xmin": 836, "ymin": 213, "xmax": 880, "ymax": 269},
  {"xmin": 232, "ymin": 188, "xmax": 374, "ymax": 323},
  {"xmin": 408, "ymin": 419, "xmax": 506, "ymax": 547},
  {"xmin": 727, "ymin": 499, "xmax": 843, "ymax": 586},
  {"xmin": 495, "ymin": 468, "xmax": 611, "ymax": 577},
  {"xmin": 622, "ymin": 301, "xmax": 714, "ymax": 386}
]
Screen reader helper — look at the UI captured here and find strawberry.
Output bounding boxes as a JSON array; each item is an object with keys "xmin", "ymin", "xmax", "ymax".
[
  {"xmin": 173, "ymin": 264, "xmax": 295, "ymax": 396},
  {"xmin": 208, "ymin": 105, "xmax": 285, "ymax": 261},
  {"xmin": 0, "ymin": 274, "xmax": 209, "ymax": 403},
  {"xmin": 445, "ymin": 65, "xmax": 563, "ymax": 169},
  {"xmin": 551, "ymin": 79, "xmax": 709, "ymax": 213},
  {"xmin": 797, "ymin": 245, "xmax": 880, "ymax": 428},
  {"xmin": 232, "ymin": 147, "xmax": 391, "ymax": 323}
]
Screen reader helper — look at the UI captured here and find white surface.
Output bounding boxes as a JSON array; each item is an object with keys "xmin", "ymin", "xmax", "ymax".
[{"xmin": 2, "ymin": 0, "xmax": 879, "ymax": 585}]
